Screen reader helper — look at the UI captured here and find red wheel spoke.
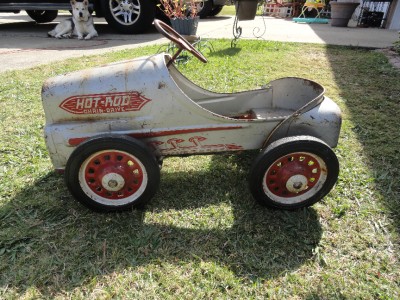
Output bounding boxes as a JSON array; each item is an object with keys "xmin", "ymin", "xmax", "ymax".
[
  {"xmin": 265, "ymin": 152, "xmax": 322, "ymax": 198},
  {"xmin": 83, "ymin": 150, "xmax": 145, "ymax": 200}
]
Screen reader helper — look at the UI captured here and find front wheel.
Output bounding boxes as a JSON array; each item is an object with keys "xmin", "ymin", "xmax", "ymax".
[
  {"xmin": 26, "ymin": 10, "xmax": 58, "ymax": 23},
  {"xmin": 101, "ymin": 0, "xmax": 156, "ymax": 34},
  {"xmin": 65, "ymin": 135, "xmax": 160, "ymax": 212},
  {"xmin": 249, "ymin": 136, "xmax": 339, "ymax": 210}
]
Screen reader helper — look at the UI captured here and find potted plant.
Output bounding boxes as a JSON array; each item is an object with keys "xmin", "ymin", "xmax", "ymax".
[
  {"xmin": 158, "ymin": 0, "xmax": 199, "ymax": 35},
  {"xmin": 235, "ymin": 0, "xmax": 259, "ymax": 21}
]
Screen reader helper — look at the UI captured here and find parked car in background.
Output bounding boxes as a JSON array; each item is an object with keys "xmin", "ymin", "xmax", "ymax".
[
  {"xmin": 0, "ymin": 0, "xmax": 225, "ymax": 34},
  {"xmin": 196, "ymin": 0, "xmax": 226, "ymax": 18}
]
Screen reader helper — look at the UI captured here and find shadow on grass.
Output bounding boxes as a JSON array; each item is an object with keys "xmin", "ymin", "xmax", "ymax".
[
  {"xmin": 0, "ymin": 152, "xmax": 322, "ymax": 296},
  {"xmin": 324, "ymin": 46, "xmax": 400, "ymax": 232},
  {"xmin": 208, "ymin": 47, "xmax": 242, "ymax": 57}
]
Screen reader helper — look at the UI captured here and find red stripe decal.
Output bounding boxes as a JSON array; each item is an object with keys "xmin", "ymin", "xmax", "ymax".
[{"xmin": 68, "ymin": 126, "xmax": 243, "ymax": 146}]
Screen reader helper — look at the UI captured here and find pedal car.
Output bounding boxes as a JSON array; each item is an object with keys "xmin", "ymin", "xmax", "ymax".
[{"xmin": 41, "ymin": 20, "xmax": 342, "ymax": 212}]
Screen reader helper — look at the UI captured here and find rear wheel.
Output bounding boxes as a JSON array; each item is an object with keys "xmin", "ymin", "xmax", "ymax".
[
  {"xmin": 65, "ymin": 135, "xmax": 160, "ymax": 212},
  {"xmin": 101, "ymin": 0, "xmax": 156, "ymax": 34},
  {"xmin": 249, "ymin": 136, "xmax": 339, "ymax": 210},
  {"xmin": 26, "ymin": 10, "xmax": 58, "ymax": 23}
]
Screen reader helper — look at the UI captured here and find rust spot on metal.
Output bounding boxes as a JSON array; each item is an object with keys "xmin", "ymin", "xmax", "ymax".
[
  {"xmin": 231, "ymin": 111, "xmax": 256, "ymax": 120},
  {"xmin": 158, "ymin": 82, "xmax": 166, "ymax": 89},
  {"xmin": 42, "ymin": 82, "xmax": 50, "ymax": 94},
  {"xmin": 303, "ymin": 78, "xmax": 324, "ymax": 92},
  {"xmin": 55, "ymin": 168, "xmax": 65, "ymax": 174}
]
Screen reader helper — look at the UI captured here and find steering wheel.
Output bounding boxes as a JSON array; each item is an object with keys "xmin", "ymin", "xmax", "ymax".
[{"xmin": 154, "ymin": 19, "xmax": 207, "ymax": 65}]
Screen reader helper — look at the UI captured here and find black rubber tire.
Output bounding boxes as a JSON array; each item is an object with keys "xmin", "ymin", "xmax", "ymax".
[
  {"xmin": 209, "ymin": 5, "xmax": 223, "ymax": 17},
  {"xmin": 65, "ymin": 135, "xmax": 160, "ymax": 212},
  {"xmin": 197, "ymin": 0, "xmax": 213, "ymax": 19},
  {"xmin": 249, "ymin": 136, "xmax": 339, "ymax": 210},
  {"xmin": 101, "ymin": 0, "xmax": 156, "ymax": 34},
  {"xmin": 26, "ymin": 10, "xmax": 58, "ymax": 23}
]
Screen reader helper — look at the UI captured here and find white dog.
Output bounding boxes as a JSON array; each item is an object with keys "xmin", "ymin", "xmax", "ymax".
[{"xmin": 48, "ymin": 0, "xmax": 98, "ymax": 40}]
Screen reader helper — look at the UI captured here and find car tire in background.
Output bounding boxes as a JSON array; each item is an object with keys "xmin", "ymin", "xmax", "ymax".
[
  {"xmin": 209, "ymin": 5, "xmax": 223, "ymax": 17},
  {"xmin": 101, "ymin": 0, "xmax": 156, "ymax": 34},
  {"xmin": 26, "ymin": 10, "xmax": 58, "ymax": 23},
  {"xmin": 197, "ymin": 0, "xmax": 213, "ymax": 19}
]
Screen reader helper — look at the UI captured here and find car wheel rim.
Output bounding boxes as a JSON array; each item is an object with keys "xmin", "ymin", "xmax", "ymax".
[
  {"xmin": 110, "ymin": 0, "xmax": 140, "ymax": 26},
  {"xmin": 79, "ymin": 150, "xmax": 148, "ymax": 206},
  {"xmin": 196, "ymin": 1, "xmax": 205, "ymax": 13},
  {"xmin": 262, "ymin": 152, "xmax": 328, "ymax": 204}
]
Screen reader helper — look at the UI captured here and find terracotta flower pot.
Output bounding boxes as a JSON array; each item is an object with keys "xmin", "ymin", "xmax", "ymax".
[
  {"xmin": 235, "ymin": 0, "xmax": 258, "ymax": 21},
  {"xmin": 330, "ymin": 2, "xmax": 359, "ymax": 27}
]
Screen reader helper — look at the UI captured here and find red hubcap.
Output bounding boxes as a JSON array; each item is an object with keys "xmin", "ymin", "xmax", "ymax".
[
  {"xmin": 83, "ymin": 151, "xmax": 144, "ymax": 200},
  {"xmin": 265, "ymin": 153, "xmax": 322, "ymax": 198}
]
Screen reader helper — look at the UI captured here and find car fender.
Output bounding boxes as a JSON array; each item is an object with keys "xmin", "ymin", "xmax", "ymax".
[{"xmin": 264, "ymin": 96, "xmax": 342, "ymax": 148}]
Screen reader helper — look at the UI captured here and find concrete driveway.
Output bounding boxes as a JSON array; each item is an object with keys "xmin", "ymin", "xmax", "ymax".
[
  {"xmin": 0, "ymin": 12, "xmax": 164, "ymax": 72},
  {"xmin": 0, "ymin": 11, "xmax": 398, "ymax": 72}
]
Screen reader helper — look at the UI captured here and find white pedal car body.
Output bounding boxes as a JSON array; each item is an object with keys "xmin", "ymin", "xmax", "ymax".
[{"xmin": 41, "ymin": 20, "xmax": 341, "ymax": 212}]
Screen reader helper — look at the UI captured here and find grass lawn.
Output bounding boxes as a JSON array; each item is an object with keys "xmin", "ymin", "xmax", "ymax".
[
  {"xmin": 220, "ymin": 5, "xmax": 236, "ymax": 16},
  {"xmin": 219, "ymin": 4, "xmax": 264, "ymax": 16},
  {"xmin": 0, "ymin": 40, "xmax": 399, "ymax": 299}
]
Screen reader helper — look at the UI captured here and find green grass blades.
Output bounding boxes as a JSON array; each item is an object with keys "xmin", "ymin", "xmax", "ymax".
[{"xmin": 0, "ymin": 40, "xmax": 399, "ymax": 299}]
